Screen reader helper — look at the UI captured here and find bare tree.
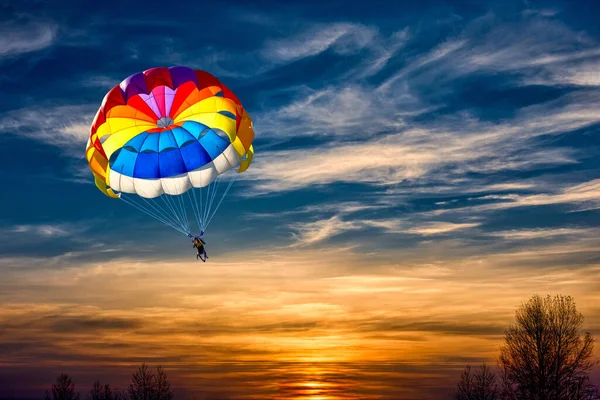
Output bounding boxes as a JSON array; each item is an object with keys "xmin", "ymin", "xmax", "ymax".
[
  {"xmin": 103, "ymin": 384, "xmax": 114, "ymax": 400},
  {"xmin": 456, "ymin": 365, "xmax": 476, "ymax": 400},
  {"xmin": 111, "ymin": 388, "xmax": 127, "ymax": 400},
  {"xmin": 46, "ymin": 374, "xmax": 80, "ymax": 400},
  {"xmin": 87, "ymin": 381, "xmax": 113, "ymax": 400},
  {"xmin": 128, "ymin": 364, "xmax": 156, "ymax": 400},
  {"xmin": 498, "ymin": 294, "xmax": 599, "ymax": 400},
  {"xmin": 456, "ymin": 364, "xmax": 499, "ymax": 400},
  {"xmin": 88, "ymin": 381, "xmax": 102, "ymax": 400},
  {"xmin": 155, "ymin": 367, "xmax": 174, "ymax": 400},
  {"xmin": 127, "ymin": 364, "xmax": 174, "ymax": 400}
]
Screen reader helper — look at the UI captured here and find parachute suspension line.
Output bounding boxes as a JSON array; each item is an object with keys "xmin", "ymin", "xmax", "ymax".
[
  {"xmin": 159, "ymin": 195, "xmax": 180, "ymax": 228},
  {"xmin": 138, "ymin": 195, "xmax": 181, "ymax": 230},
  {"xmin": 190, "ymin": 188, "xmax": 203, "ymax": 232},
  {"xmin": 193, "ymin": 188, "xmax": 205, "ymax": 232},
  {"xmin": 120, "ymin": 195, "xmax": 187, "ymax": 235},
  {"xmin": 173, "ymin": 178, "xmax": 190, "ymax": 234},
  {"xmin": 198, "ymin": 182, "xmax": 204, "ymax": 230},
  {"xmin": 202, "ymin": 177, "xmax": 214, "ymax": 225},
  {"xmin": 167, "ymin": 191, "xmax": 186, "ymax": 232},
  {"xmin": 205, "ymin": 175, "xmax": 222, "ymax": 225},
  {"xmin": 205, "ymin": 173, "xmax": 238, "ymax": 230},
  {"xmin": 161, "ymin": 195, "xmax": 186, "ymax": 231},
  {"xmin": 179, "ymin": 193, "xmax": 189, "ymax": 233},
  {"xmin": 119, "ymin": 171, "xmax": 238, "ymax": 237},
  {"xmin": 187, "ymin": 190, "xmax": 202, "ymax": 234}
]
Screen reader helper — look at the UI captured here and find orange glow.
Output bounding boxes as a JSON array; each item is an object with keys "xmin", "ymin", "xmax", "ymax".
[{"xmin": 0, "ymin": 247, "xmax": 598, "ymax": 399}]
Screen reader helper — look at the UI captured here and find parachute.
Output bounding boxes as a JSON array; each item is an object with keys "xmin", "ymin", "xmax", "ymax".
[{"xmin": 86, "ymin": 66, "xmax": 255, "ymax": 236}]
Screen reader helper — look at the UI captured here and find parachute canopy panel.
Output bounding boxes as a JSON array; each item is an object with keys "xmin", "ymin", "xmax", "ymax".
[
  {"xmin": 86, "ymin": 67, "xmax": 255, "ymax": 236},
  {"xmin": 86, "ymin": 66, "xmax": 255, "ymax": 199}
]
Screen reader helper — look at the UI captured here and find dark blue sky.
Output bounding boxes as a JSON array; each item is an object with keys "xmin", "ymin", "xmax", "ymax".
[{"xmin": 1, "ymin": 0, "xmax": 600, "ymax": 263}]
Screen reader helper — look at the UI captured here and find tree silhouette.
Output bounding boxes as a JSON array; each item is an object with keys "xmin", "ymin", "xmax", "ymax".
[
  {"xmin": 88, "ymin": 381, "xmax": 102, "ymax": 400},
  {"xmin": 111, "ymin": 388, "xmax": 127, "ymax": 400},
  {"xmin": 46, "ymin": 373, "xmax": 80, "ymax": 400},
  {"xmin": 455, "ymin": 364, "xmax": 499, "ymax": 400},
  {"xmin": 87, "ymin": 381, "xmax": 113, "ymax": 400},
  {"xmin": 127, "ymin": 364, "xmax": 174, "ymax": 400},
  {"xmin": 498, "ymin": 294, "xmax": 599, "ymax": 400},
  {"xmin": 154, "ymin": 367, "xmax": 174, "ymax": 400},
  {"xmin": 128, "ymin": 364, "xmax": 155, "ymax": 400},
  {"xmin": 103, "ymin": 384, "xmax": 114, "ymax": 400}
]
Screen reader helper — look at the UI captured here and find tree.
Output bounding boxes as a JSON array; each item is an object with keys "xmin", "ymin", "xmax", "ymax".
[
  {"xmin": 88, "ymin": 381, "xmax": 102, "ymax": 400},
  {"xmin": 456, "ymin": 364, "xmax": 499, "ymax": 400},
  {"xmin": 103, "ymin": 384, "xmax": 114, "ymax": 400},
  {"xmin": 154, "ymin": 367, "xmax": 174, "ymax": 400},
  {"xmin": 87, "ymin": 381, "xmax": 113, "ymax": 400},
  {"xmin": 498, "ymin": 294, "xmax": 599, "ymax": 400},
  {"xmin": 127, "ymin": 364, "xmax": 174, "ymax": 400},
  {"xmin": 111, "ymin": 388, "xmax": 127, "ymax": 400},
  {"xmin": 128, "ymin": 364, "xmax": 156, "ymax": 400},
  {"xmin": 47, "ymin": 374, "xmax": 80, "ymax": 400}
]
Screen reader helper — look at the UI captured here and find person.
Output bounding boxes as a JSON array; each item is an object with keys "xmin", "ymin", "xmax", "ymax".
[{"xmin": 192, "ymin": 235, "xmax": 207, "ymax": 262}]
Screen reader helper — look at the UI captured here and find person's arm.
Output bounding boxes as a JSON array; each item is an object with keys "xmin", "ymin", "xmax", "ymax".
[{"xmin": 200, "ymin": 238, "xmax": 206, "ymax": 244}]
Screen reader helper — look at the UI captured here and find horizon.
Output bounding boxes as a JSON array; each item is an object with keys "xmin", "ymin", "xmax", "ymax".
[{"xmin": 1, "ymin": 0, "xmax": 600, "ymax": 399}]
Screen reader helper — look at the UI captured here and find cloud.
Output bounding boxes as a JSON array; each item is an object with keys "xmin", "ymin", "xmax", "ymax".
[
  {"xmin": 289, "ymin": 215, "xmax": 480, "ymax": 246},
  {"xmin": 360, "ymin": 219, "xmax": 480, "ymax": 237},
  {"xmin": 404, "ymin": 222, "xmax": 480, "ymax": 236},
  {"xmin": 261, "ymin": 22, "xmax": 378, "ymax": 63},
  {"xmin": 10, "ymin": 224, "xmax": 71, "ymax": 238},
  {"xmin": 248, "ymin": 89, "xmax": 599, "ymax": 193},
  {"xmin": 254, "ymin": 83, "xmax": 420, "ymax": 139},
  {"xmin": 46, "ymin": 314, "xmax": 143, "ymax": 334},
  {"xmin": 378, "ymin": 38, "xmax": 467, "ymax": 92},
  {"xmin": 0, "ymin": 105, "xmax": 95, "ymax": 155},
  {"xmin": 80, "ymin": 75, "xmax": 120, "ymax": 89},
  {"xmin": 379, "ymin": 13, "xmax": 600, "ymax": 93},
  {"xmin": 353, "ymin": 28, "xmax": 411, "ymax": 79},
  {"xmin": 489, "ymin": 228, "xmax": 596, "ymax": 240},
  {"xmin": 290, "ymin": 215, "xmax": 361, "ymax": 246},
  {"xmin": 0, "ymin": 19, "xmax": 58, "ymax": 58},
  {"xmin": 467, "ymin": 178, "xmax": 600, "ymax": 212},
  {"xmin": 248, "ymin": 15, "xmax": 600, "ymax": 195}
]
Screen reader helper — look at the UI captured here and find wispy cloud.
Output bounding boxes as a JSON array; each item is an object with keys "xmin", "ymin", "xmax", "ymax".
[
  {"xmin": 467, "ymin": 178, "xmax": 600, "ymax": 212},
  {"xmin": 290, "ymin": 216, "xmax": 361, "ymax": 246},
  {"xmin": 289, "ymin": 215, "xmax": 480, "ymax": 246},
  {"xmin": 248, "ymin": 89, "xmax": 599, "ymax": 193},
  {"xmin": 261, "ymin": 22, "xmax": 378, "ymax": 63},
  {"xmin": 247, "ymin": 12, "xmax": 600, "ymax": 199},
  {"xmin": 404, "ymin": 222, "xmax": 480, "ymax": 236},
  {"xmin": 379, "ymin": 14, "xmax": 600, "ymax": 93},
  {"xmin": 489, "ymin": 228, "xmax": 596, "ymax": 240},
  {"xmin": 0, "ymin": 105, "xmax": 95, "ymax": 155},
  {"xmin": 254, "ymin": 83, "xmax": 420, "ymax": 139},
  {"xmin": 0, "ymin": 18, "xmax": 58, "ymax": 58},
  {"xmin": 10, "ymin": 224, "xmax": 72, "ymax": 238}
]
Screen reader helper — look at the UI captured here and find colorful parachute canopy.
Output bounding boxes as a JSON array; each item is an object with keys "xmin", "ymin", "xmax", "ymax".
[{"xmin": 86, "ymin": 67, "xmax": 254, "ymax": 199}]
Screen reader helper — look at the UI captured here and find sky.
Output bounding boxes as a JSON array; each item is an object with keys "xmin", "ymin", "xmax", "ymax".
[{"xmin": 1, "ymin": 0, "xmax": 600, "ymax": 398}]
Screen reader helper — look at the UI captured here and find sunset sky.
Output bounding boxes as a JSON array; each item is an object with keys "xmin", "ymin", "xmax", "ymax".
[{"xmin": 1, "ymin": 0, "xmax": 600, "ymax": 399}]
